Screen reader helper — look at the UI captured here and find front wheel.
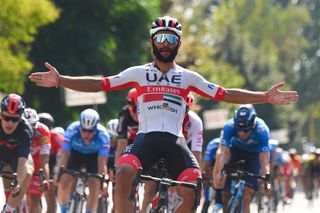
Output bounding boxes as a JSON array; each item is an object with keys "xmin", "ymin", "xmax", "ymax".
[
  {"xmin": 97, "ymin": 196, "xmax": 109, "ymax": 213},
  {"xmin": 69, "ymin": 194, "xmax": 85, "ymax": 213}
]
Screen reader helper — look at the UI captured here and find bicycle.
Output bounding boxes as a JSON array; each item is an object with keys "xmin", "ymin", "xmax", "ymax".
[
  {"xmin": 0, "ymin": 161, "xmax": 21, "ymax": 212},
  {"xmin": 97, "ymin": 178, "xmax": 110, "ymax": 213},
  {"xmin": 129, "ymin": 167, "xmax": 202, "ymax": 213},
  {"xmin": 57, "ymin": 166, "xmax": 107, "ymax": 213},
  {"xmin": 222, "ymin": 160, "xmax": 269, "ymax": 213}
]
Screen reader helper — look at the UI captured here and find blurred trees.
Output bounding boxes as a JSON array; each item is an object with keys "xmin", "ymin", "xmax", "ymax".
[
  {"xmin": 0, "ymin": 0, "xmax": 317, "ymax": 143},
  {"xmin": 0, "ymin": 0, "xmax": 59, "ymax": 93},
  {"xmin": 169, "ymin": 0, "xmax": 310, "ymax": 143},
  {"xmin": 25, "ymin": 0, "xmax": 161, "ymax": 126}
]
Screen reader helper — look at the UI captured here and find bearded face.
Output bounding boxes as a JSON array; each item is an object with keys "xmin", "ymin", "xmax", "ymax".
[{"xmin": 152, "ymin": 40, "xmax": 179, "ymax": 63}]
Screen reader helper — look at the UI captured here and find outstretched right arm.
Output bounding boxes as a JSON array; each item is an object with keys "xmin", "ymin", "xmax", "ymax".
[{"xmin": 29, "ymin": 62, "xmax": 103, "ymax": 92}]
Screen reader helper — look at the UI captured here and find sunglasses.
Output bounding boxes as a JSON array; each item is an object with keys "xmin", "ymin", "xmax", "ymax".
[
  {"xmin": 81, "ymin": 128, "xmax": 95, "ymax": 133},
  {"xmin": 236, "ymin": 126, "xmax": 252, "ymax": 132},
  {"xmin": 1, "ymin": 114, "xmax": 21, "ymax": 123},
  {"xmin": 153, "ymin": 34, "xmax": 179, "ymax": 45}
]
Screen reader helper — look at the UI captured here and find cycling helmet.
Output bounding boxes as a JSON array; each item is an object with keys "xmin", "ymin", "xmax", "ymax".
[
  {"xmin": 52, "ymin": 126, "xmax": 65, "ymax": 136},
  {"xmin": 38, "ymin": 112, "xmax": 55, "ymax": 129},
  {"xmin": 23, "ymin": 108, "xmax": 39, "ymax": 126},
  {"xmin": 1, "ymin": 94, "xmax": 26, "ymax": 114},
  {"xmin": 233, "ymin": 104, "xmax": 256, "ymax": 130},
  {"xmin": 106, "ymin": 119, "xmax": 119, "ymax": 138},
  {"xmin": 127, "ymin": 88, "xmax": 138, "ymax": 107},
  {"xmin": 186, "ymin": 92, "xmax": 194, "ymax": 107},
  {"xmin": 80, "ymin": 109, "xmax": 100, "ymax": 130},
  {"xmin": 150, "ymin": 16, "xmax": 182, "ymax": 38}
]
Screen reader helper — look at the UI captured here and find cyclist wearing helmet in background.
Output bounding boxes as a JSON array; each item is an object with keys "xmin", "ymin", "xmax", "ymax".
[
  {"xmin": 104, "ymin": 118, "xmax": 119, "ymax": 213},
  {"xmin": 55, "ymin": 109, "xmax": 110, "ymax": 213},
  {"xmin": 115, "ymin": 88, "xmax": 139, "ymax": 163},
  {"xmin": 0, "ymin": 94, "xmax": 34, "ymax": 213},
  {"xmin": 38, "ymin": 112, "xmax": 64, "ymax": 213},
  {"xmin": 30, "ymin": 14, "xmax": 298, "ymax": 213},
  {"xmin": 214, "ymin": 104, "xmax": 270, "ymax": 213},
  {"xmin": 23, "ymin": 108, "xmax": 51, "ymax": 213}
]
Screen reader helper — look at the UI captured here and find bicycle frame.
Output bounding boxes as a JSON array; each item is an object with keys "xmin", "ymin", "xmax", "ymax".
[
  {"xmin": 57, "ymin": 166, "xmax": 106, "ymax": 213},
  {"xmin": 129, "ymin": 168, "xmax": 202, "ymax": 213},
  {"xmin": 228, "ymin": 179, "xmax": 245, "ymax": 213},
  {"xmin": 223, "ymin": 161, "xmax": 269, "ymax": 213}
]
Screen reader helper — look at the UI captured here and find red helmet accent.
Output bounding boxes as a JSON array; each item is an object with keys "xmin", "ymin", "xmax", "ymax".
[
  {"xmin": 1, "ymin": 94, "xmax": 26, "ymax": 114},
  {"xmin": 127, "ymin": 88, "xmax": 138, "ymax": 107},
  {"xmin": 186, "ymin": 92, "xmax": 194, "ymax": 107}
]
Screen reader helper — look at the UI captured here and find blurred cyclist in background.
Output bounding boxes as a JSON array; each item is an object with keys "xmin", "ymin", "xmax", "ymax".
[
  {"xmin": 105, "ymin": 118, "xmax": 119, "ymax": 212},
  {"xmin": 24, "ymin": 108, "xmax": 51, "ymax": 213},
  {"xmin": 55, "ymin": 109, "xmax": 110, "ymax": 213},
  {"xmin": 214, "ymin": 104, "xmax": 270, "ymax": 213},
  {"xmin": 38, "ymin": 112, "xmax": 64, "ymax": 213},
  {"xmin": 115, "ymin": 88, "xmax": 139, "ymax": 163},
  {"xmin": 201, "ymin": 132, "xmax": 223, "ymax": 213},
  {"xmin": 0, "ymin": 94, "xmax": 34, "ymax": 213}
]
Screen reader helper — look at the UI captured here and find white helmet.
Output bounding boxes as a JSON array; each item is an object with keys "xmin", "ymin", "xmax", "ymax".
[
  {"xmin": 52, "ymin": 126, "xmax": 65, "ymax": 136},
  {"xmin": 80, "ymin": 109, "xmax": 100, "ymax": 130},
  {"xmin": 150, "ymin": 16, "xmax": 182, "ymax": 38},
  {"xmin": 23, "ymin": 108, "xmax": 39, "ymax": 126},
  {"xmin": 106, "ymin": 119, "xmax": 119, "ymax": 138}
]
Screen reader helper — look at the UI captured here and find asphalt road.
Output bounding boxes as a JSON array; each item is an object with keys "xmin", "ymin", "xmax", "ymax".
[{"xmin": 1, "ymin": 179, "xmax": 319, "ymax": 213}]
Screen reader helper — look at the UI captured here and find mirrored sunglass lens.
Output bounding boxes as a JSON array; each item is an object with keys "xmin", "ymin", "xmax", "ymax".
[{"xmin": 154, "ymin": 34, "xmax": 177, "ymax": 44}]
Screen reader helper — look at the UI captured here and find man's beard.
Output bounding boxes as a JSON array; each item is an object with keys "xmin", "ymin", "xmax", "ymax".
[{"xmin": 152, "ymin": 43, "xmax": 179, "ymax": 63}]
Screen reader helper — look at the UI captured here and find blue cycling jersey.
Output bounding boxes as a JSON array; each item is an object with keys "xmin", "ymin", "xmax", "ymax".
[
  {"xmin": 204, "ymin": 138, "xmax": 220, "ymax": 162},
  {"xmin": 222, "ymin": 117, "xmax": 270, "ymax": 153},
  {"xmin": 62, "ymin": 121, "xmax": 110, "ymax": 156}
]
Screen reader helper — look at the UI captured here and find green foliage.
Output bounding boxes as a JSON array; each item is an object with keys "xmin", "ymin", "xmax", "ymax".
[
  {"xmin": 0, "ymin": 0, "xmax": 59, "ymax": 93},
  {"xmin": 26, "ymin": 0, "xmax": 161, "ymax": 127}
]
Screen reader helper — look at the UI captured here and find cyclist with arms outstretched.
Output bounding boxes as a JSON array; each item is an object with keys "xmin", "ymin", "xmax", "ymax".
[
  {"xmin": 213, "ymin": 105, "xmax": 270, "ymax": 213},
  {"xmin": 54, "ymin": 109, "xmax": 110, "ymax": 213},
  {"xmin": 29, "ymin": 16, "xmax": 298, "ymax": 213},
  {"xmin": 0, "ymin": 94, "xmax": 34, "ymax": 213}
]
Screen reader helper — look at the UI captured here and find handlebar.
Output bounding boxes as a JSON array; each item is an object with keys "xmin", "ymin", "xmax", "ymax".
[
  {"xmin": 129, "ymin": 168, "xmax": 202, "ymax": 211},
  {"xmin": 57, "ymin": 166, "xmax": 108, "ymax": 190}
]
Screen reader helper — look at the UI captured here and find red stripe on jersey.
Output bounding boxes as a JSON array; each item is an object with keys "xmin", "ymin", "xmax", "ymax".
[
  {"xmin": 101, "ymin": 77, "xmax": 138, "ymax": 91},
  {"xmin": 101, "ymin": 77, "xmax": 110, "ymax": 91},
  {"xmin": 188, "ymin": 86, "xmax": 226, "ymax": 101},
  {"xmin": 143, "ymin": 94, "xmax": 163, "ymax": 103},
  {"xmin": 139, "ymin": 85, "xmax": 188, "ymax": 97}
]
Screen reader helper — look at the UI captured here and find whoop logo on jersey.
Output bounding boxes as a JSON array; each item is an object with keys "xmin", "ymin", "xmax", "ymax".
[{"xmin": 147, "ymin": 103, "xmax": 178, "ymax": 113}]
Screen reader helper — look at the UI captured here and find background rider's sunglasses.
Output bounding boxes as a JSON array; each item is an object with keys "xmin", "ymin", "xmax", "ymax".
[
  {"xmin": 153, "ymin": 34, "xmax": 179, "ymax": 45},
  {"xmin": 236, "ymin": 125, "xmax": 252, "ymax": 132},
  {"xmin": 1, "ymin": 114, "xmax": 21, "ymax": 123},
  {"xmin": 81, "ymin": 128, "xmax": 95, "ymax": 133}
]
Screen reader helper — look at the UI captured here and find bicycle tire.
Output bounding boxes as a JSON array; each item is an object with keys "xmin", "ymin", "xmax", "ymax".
[
  {"xmin": 69, "ymin": 194, "xmax": 85, "ymax": 213},
  {"xmin": 225, "ymin": 196, "xmax": 235, "ymax": 213},
  {"xmin": 97, "ymin": 196, "xmax": 109, "ymax": 213},
  {"xmin": 233, "ymin": 197, "xmax": 242, "ymax": 213}
]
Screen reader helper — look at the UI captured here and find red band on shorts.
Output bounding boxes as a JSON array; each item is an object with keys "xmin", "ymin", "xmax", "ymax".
[
  {"xmin": 117, "ymin": 154, "xmax": 142, "ymax": 171},
  {"xmin": 177, "ymin": 168, "xmax": 202, "ymax": 182}
]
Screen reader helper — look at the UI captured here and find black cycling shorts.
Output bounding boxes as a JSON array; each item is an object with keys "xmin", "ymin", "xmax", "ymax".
[
  {"xmin": 66, "ymin": 150, "xmax": 98, "ymax": 173},
  {"xmin": 121, "ymin": 132, "xmax": 199, "ymax": 180}
]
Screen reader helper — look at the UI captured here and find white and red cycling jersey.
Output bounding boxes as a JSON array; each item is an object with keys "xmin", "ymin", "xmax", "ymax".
[
  {"xmin": 182, "ymin": 110, "xmax": 203, "ymax": 152},
  {"xmin": 30, "ymin": 122, "xmax": 51, "ymax": 172},
  {"xmin": 102, "ymin": 63, "xmax": 225, "ymax": 137}
]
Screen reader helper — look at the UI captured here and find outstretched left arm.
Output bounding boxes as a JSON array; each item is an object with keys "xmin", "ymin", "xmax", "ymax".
[{"xmin": 223, "ymin": 83, "xmax": 299, "ymax": 105}]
